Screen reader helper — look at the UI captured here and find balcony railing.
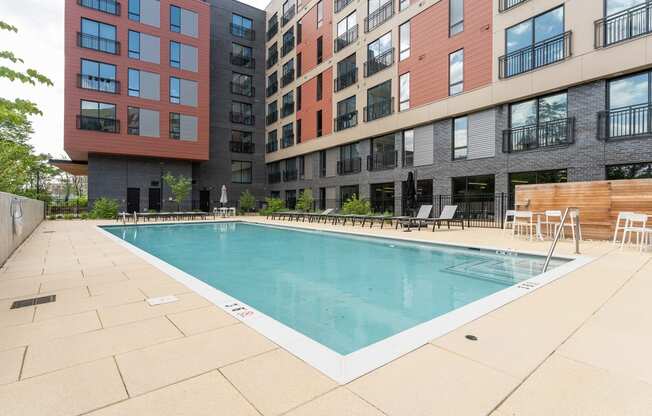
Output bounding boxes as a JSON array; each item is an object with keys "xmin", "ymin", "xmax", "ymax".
[
  {"xmin": 281, "ymin": 69, "xmax": 295, "ymax": 87},
  {"xmin": 76, "ymin": 115, "xmax": 120, "ymax": 133},
  {"xmin": 335, "ymin": 0, "xmax": 353, "ymax": 13},
  {"xmin": 230, "ymin": 111, "xmax": 255, "ymax": 125},
  {"xmin": 266, "ymin": 81, "xmax": 278, "ymax": 97},
  {"xmin": 364, "ymin": 98, "xmax": 394, "ymax": 122},
  {"xmin": 281, "ymin": 134, "xmax": 295, "ymax": 148},
  {"xmin": 77, "ymin": 32, "xmax": 120, "ymax": 55},
  {"xmin": 367, "ymin": 150, "xmax": 398, "ymax": 171},
  {"xmin": 334, "ymin": 68, "xmax": 358, "ymax": 91},
  {"xmin": 498, "ymin": 0, "xmax": 527, "ymax": 13},
  {"xmin": 266, "ymin": 51, "xmax": 278, "ymax": 68},
  {"xmin": 267, "ymin": 20, "xmax": 279, "ymax": 40},
  {"xmin": 230, "ymin": 82, "xmax": 255, "ymax": 97},
  {"xmin": 337, "ymin": 157, "xmax": 362, "ymax": 175},
  {"xmin": 364, "ymin": 48, "xmax": 394, "ymax": 77},
  {"xmin": 281, "ymin": 38, "xmax": 295, "ymax": 56},
  {"xmin": 281, "ymin": 102, "xmax": 295, "ymax": 117},
  {"xmin": 283, "ymin": 169, "xmax": 298, "ymax": 181},
  {"xmin": 266, "ymin": 140, "xmax": 278, "ymax": 153},
  {"xmin": 595, "ymin": 2, "xmax": 652, "ymax": 48},
  {"xmin": 77, "ymin": 74, "xmax": 120, "ymax": 94},
  {"xmin": 334, "ymin": 26, "xmax": 358, "ymax": 52},
  {"xmin": 598, "ymin": 104, "xmax": 652, "ymax": 140},
  {"xmin": 365, "ymin": 0, "xmax": 394, "ymax": 33},
  {"xmin": 230, "ymin": 23, "xmax": 255, "ymax": 41},
  {"xmin": 334, "ymin": 111, "xmax": 358, "ymax": 131},
  {"xmin": 266, "ymin": 111, "xmax": 278, "ymax": 125},
  {"xmin": 498, "ymin": 31, "xmax": 572, "ymax": 79},
  {"xmin": 230, "ymin": 53, "xmax": 255, "ymax": 68},
  {"xmin": 282, "ymin": 5, "xmax": 296, "ymax": 26},
  {"xmin": 268, "ymin": 171, "xmax": 281, "ymax": 183},
  {"xmin": 230, "ymin": 141, "xmax": 255, "ymax": 153},
  {"xmin": 502, "ymin": 118, "xmax": 575, "ymax": 152},
  {"xmin": 77, "ymin": 0, "xmax": 121, "ymax": 15}
]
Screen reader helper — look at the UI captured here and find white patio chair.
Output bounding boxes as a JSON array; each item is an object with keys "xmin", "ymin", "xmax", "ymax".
[
  {"xmin": 503, "ymin": 210, "xmax": 516, "ymax": 234},
  {"xmin": 621, "ymin": 213, "xmax": 648, "ymax": 251},
  {"xmin": 612, "ymin": 212, "xmax": 635, "ymax": 245},
  {"xmin": 539, "ymin": 210, "xmax": 562, "ymax": 238},
  {"xmin": 513, "ymin": 211, "xmax": 536, "ymax": 240}
]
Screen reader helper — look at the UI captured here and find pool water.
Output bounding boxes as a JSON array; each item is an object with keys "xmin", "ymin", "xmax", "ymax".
[{"xmin": 104, "ymin": 222, "xmax": 567, "ymax": 355}]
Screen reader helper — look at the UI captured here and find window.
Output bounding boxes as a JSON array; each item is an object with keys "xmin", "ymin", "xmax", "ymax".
[
  {"xmin": 232, "ymin": 72, "xmax": 253, "ymax": 96},
  {"xmin": 282, "ymin": 27, "xmax": 295, "ymax": 55},
  {"xmin": 297, "ymin": 85, "xmax": 302, "ymax": 110},
  {"xmin": 368, "ymin": 0, "xmax": 391, "ymax": 15},
  {"xmin": 297, "ymin": 20, "xmax": 302, "ymax": 44},
  {"xmin": 233, "ymin": 43, "xmax": 253, "ymax": 64},
  {"xmin": 80, "ymin": 18, "xmax": 118, "ymax": 54},
  {"xmin": 127, "ymin": 107, "xmax": 139, "ymax": 135},
  {"xmin": 604, "ymin": 71, "xmax": 652, "ymax": 138},
  {"xmin": 370, "ymin": 134, "xmax": 396, "ymax": 170},
  {"xmin": 170, "ymin": 5, "xmax": 181, "ymax": 32},
  {"xmin": 402, "ymin": 129, "xmax": 414, "ymax": 167},
  {"xmin": 282, "ymin": 91, "xmax": 294, "ymax": 117},
  {"xmin": 128, "ymin": 0, "xmax": 140, "ymax": 21},
  {"xmin": 399, "ymin": 72, "xmax": 410, "ymax": 111},
  {"xmin": 452, "ymin": 175, "xmax": 495, "ymax": 196},
  {"xmin": 232, "ymin": 101, "xmax": 253, "ymax": 125},
  {"xmin": 366, "ymin": 32, "xmax": 392, "ymax": 76},
  {"xmin": 507, "ymin": 92, "xmax": 569, "ymax": 152},
  {"xmin": 80, "ymin": 59, "xmax": 117, "ymax": 93},
  {"xmin": 336, "ymin": 53, "xmax": 357, "ymax": 91},
  {"xmin": 317, "ymin": 110, "xmax": 323, "ymax": 137},
  {"xmin": 128, "ymin": 30, "xmax": 140, "ymax": 59},
  {"xmin": 170, "ymin": 112, "xmax": 180, "ymax": 139},
  {"xmin": 170, "ymin": 77, "xmax": 180, "ymax": 103},
  {"xmin": 510, "ymin": 93, "xmax": 567, "ymax": 128},
  {"xmin": 336, "ymin": 95, "xmax": 357, "ymax": 130},
  {"xmin": 282, "ymin": 123, "xmax": 294, "ymax": 147},
  {"xmin": 509, "ymin": 169, "xmax": 567, "ymax": 195},
  {"xmin": 317, "ymin": 73, "xmax": 323, "ymax": 100},
  {"xmin": 319, "ymin": 151, "xmax": 326, "ymax": 177},
  {"xmin": 296, "ymin": 52, "xmax": 302, "ymax": 76},
  {"xmin": 449, "ymin": 49, "xmax": 463, "ymax": 95},
  {"xmin": 317, "ymin": 36, "xmax": 323, "ymax": 64},
  {"xmin": 79, "ymin": 100, "xmax": 118, "ymax": 132},
  {"xmin": 399, "ymin": 21, "xmax": 410, "ymax": 60},
  {"xmin": 317, "ymin": 0, "xmax": 324, "ymax": 27},
  {"xmin": 366, "ymin": 80, "xmax": 392, "ymax": 121},
  {"xmin": 452, "ymin": 116, "xmax": 468, "ymax": 160},
  {"xmin": 296, "ymin": 119, "xmax": 302, "ymax": 143},
  {"xmin": 128, "ymin": 69, "xmax": 140, "ymax": 97},
  {"xmin": 606, "ymin": 162, "xmax": 652, "ymax": 180},
  {"xmin": 399, "ymin": 0, "xmax": 409, "ymax": 11},
  {"xmin": 231, "ymin": 14, "xmax": 253, "ymax": 38},
  {"xmin": 336, "ymin": 11, "xmax": 357, "ymax": 52},
  {"xmin": 370, "ymin": 182, "xmax": 394, "ymax": 214},
  {"xmin": 232, "ymin": 161, "xmax": 253, "ymax": 184},
  {"xmin": 170, "ymin": 41, "xmax": 180, "ymax": 68},
  {"xmin": 449, "ymin": 0, "xmax": 463, "ymax": 36},
  {"xmin": 340, "ymin": 184, "xmax": 359, "ymax": 204}
]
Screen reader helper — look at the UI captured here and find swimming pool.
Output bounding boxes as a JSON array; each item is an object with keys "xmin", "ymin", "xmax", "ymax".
[{"xmin": 101, "ymin": 221, "xmax": 589, "ymax": 383}]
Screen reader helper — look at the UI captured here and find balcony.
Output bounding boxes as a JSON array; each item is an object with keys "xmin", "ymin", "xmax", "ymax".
[
  {"xmin": 283, "ymin": 169, "xmax": 298, "ymax": 182},
  {"xmin": 364, "ymin": 48, "xmax": 394, "ymax": 77},
  {"xmin": 77, "ymin": 0, "xmax": 120, "ymax": 15},
  {"xmin": 230, "ymin": 81, "xmax": 255, "ymax": 97},
  {"xmin": 367, "ymin": 151, "xmax": 398, "ymax": 171},
  {"xmin": 281, "ymin": 38, "xmax": 295, "ymax": 56},
  {"xmin": 365, "ymin": 0, "xmax": 394, "ymax": 33},
  {"xmin": 502, "ymin": 118, "xmax": 575, "ymax": 152},
  {"xmin": 595, "ymin": 2, "xmax": 652, "ymax": 48},
  {"xmin": 282, "ymin": 5, "xmax": 296, "ymax": 26},
  {"xmin": 266, "ymin": 81, "xmax": 278, "ymax": 97},
  {"xmin": 334, "ymin": 26, "xmax": 358, "ymax": 52},
  {"xmin": 334, "ymin": 68, "xmax": 358, "ymax": 91},
  {"xmin": 230, "ymin": 112, "xmax": 255, "ymax": 125},
  {"xmin": 281, "ymin": 102, "xmax": 295, "ymax": 118},
  {"xmin": 268, "ymin": 171, "xmax": 281, "ymax": 183},
  {"xmin": 598, "ymin": 104, "xmax": 652, "ymax": 140},
  {"xmin": 281, "ymin": 133, "xmax": 294, "ymax": 148},
  {"xmin": 337, "ymin": 157, "xmax": 362, "ymax": 175},
  {"xmin": 77, "ymin": 74, "xmax": 120, "ymax": 94},
  {"xmin": 266, "ymin": 140, "xmax": 278, "ymax": 153},
  {"xmin": 498, "ymin": 0, "xmax": 527, "ymax": 12},
  {"xmin": 76, "ymin": 115, "xmax": 120, "ymax": 133},
  {"xmin": 266, "ymin": 51, "xmax": 278, "ymax": 68},
  {"xmin": 230, "ymin": 141, "xmax": 255, "ymax": 153},
  {"xmin": 334, "ymin": 111, "xmax": 358, "ymax": 131},
  {"xmin": 266, "ymin": 111, "xmax": 278, "ymax": 125},
  {"xmin": 335, "ymin": 0, "xmax": 353, "ymax": 13},
  {"xmin": 364, "ymin": 98, "xmax": 394, "ymax": 122},
  {"xmin": 281, "ymin": 69, "xmax": 295, "ymax": 87},
  {"xmin": 77, "ymin": 32, "xmax": 120, "ymax": 55},
  {"xmin": 230, "ymin": 23, "xmax": 255, "ymax": 41},
  {"xmin": 267, "ymin": 20, "xmax": 279, "ymax": 41},
  {"xmin": 230, "ymin": 53, "xmax": 255, "ymax": 69},
  {"xmin": 498, "ymin": 31, "xmax": 572, "ymax": 79}
]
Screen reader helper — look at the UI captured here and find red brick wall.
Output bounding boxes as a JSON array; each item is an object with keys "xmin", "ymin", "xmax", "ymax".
[
  {"xmin": 295, "ymin": 0, "xmax": 333, "ymax": 75},
  {"xmin": 64, "ymin": 0, "xmax": 210, "ymax": 162},
  {"xmin": 296, "ymin": 67, "xmax": 333, "ymax": 141},
  {"xmin": 398, "ymin": 0, "xmax": 492, "ymax": 108}
]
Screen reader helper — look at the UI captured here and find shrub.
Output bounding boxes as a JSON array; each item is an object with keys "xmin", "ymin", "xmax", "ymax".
[
  {"xmin": 239, "ymin": 190, "xmax": 256, "ymax": 212},
  {"xmin": 162, "ymin": 172, "xmax": 191, "ymax": 211},
  {"xmin": 296, "ymin": 189, "xmax": 314, "ymax": 212},
  {"xmin": 79, "ymin": 212, "xmax": 89, "ymax": 220},
  {"xmin": 342, "ymin": 194, "xmax": 371, "ymax": 215},
  {"xmin": 259, "ymin": 197, "xmax": 285, "ymax": 216},
  {"xmin": 63, "ymin": 214, "xmax": 74, "ymax": 220},
  {"xmin": 47, "ymin": 215, "xmax": 57, "ymax": 221},
  {"xmin": 89, "ymin": 198, "xmax": 119, "ymax": 219}
]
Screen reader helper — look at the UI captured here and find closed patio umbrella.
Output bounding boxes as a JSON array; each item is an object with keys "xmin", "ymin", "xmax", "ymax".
[
  {"xmin": 405, "ymin": 171, "xmax": 417, "ymax": 216},
  {"xmin": 220, "ymin": 185, "xmax": 228, "ymax": 207}
]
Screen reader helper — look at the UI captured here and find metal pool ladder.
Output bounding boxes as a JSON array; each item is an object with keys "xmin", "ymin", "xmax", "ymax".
[{"xmin": 542, "ymin": 207, "xmax": 581, "ymax": 273}]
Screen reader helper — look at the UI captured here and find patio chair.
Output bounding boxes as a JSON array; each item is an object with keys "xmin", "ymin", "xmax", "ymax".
[
  {"xmin": 363, "ymin": 214, "xmax": 394, "ymax": 228},
  {"xmin": 395, "ymin": 205, "xmax": 433, "ymax": 230},
  {"xmin": 621, "ymin": 213, "xmax": 648, "ymax": 251},
  {"xmin": 512, "ymin": 211, "xmax": 535, "ymax": 240},
  {"xmin": 539, "ymin": 210, "xmax": 562, "ymax": 238},
  {"xmin": 431, "ymin": 205, "xmax": 464, "ymax": 231},
  {"xmin": 502, "ymin": 210, "xmax": 516, "ymax": 234},
  {"xmin": 612, "ymin": 212, "xmax": 635, "ymax": 245},
  {"xmin": 303, "ymin": 208, "xmax": 333, "ymax": 222}
]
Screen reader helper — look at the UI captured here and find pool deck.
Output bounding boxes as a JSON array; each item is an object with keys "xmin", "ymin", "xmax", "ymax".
[{"xmin": 1, "ymin": 217, "xmax": 651, "ymax": 415}]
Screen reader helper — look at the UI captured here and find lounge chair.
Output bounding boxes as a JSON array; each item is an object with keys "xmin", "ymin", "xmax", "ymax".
[
  {"xmin": 395, "ymin": 205, "xmax": 433, "ymax": 230},
  {"xmin": 363, "ymin": 214, "xmax": 394, "ymax": 228},
  {"xmin": 431, "ymin": 205, "xmax": 464, "ymax": 231},
  {"xmin": 303, "ymin": 208, "xmax": 333, "ymax": 222}
]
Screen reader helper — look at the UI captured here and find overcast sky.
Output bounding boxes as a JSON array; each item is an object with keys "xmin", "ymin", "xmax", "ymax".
[{"xmin": 0, "ymin": 0, "xmax": 269, "ymax": 159}]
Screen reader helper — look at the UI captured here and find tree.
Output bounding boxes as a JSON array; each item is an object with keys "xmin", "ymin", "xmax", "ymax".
[
  {"xmin": 162, "ymin": 172, "xmax": 192, "ymax": 211},
  {"xmin": 296, "ymin": 189, "xmax": 314, "ymax": 212},
  {"xmin": 239, "ymin": 190, "xmax": 256, "ymax": 212}
]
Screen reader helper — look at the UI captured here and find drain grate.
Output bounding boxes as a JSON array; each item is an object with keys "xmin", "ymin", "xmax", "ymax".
[
  {"xmin": 42, "ymin": 231, "xmax": 56, "ymax": 234},
  {"xmin": 10, "ymin": 295, "xmax": 56, "ymax": 309}
]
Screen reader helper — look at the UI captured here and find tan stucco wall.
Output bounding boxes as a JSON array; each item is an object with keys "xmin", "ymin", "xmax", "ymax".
[{"xmin": 0, "ymin": 192, "xmax": 44, "ymax": 266}]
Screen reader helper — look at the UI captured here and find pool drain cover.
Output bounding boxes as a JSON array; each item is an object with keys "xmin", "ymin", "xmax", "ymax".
[
  {"xmin": 465, "ymin": 334, "xmax": 478, "ymax": 341},
  {"xmin": 10, "ymin": 295, "xmax": 56, "ymax": 309}
]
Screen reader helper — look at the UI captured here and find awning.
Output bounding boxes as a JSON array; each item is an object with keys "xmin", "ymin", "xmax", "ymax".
[{"xmin": 49, "ymin": 159, "xmax": 88, "ymax": 176}]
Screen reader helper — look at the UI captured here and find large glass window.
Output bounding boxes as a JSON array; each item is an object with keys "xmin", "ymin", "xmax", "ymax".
[
  {"xmin": 509, "ymin": 169, "xmax": 567, "ymax": 196},
  {"xmin": 80, "ymin": 100, "xmax": 116, "ymax": 119},
  {"xmin": 367, "ymin": 32, "xmax": 392, "ymax": 60},
  {"xmin": 170, "ymin": 41, "xmax": 180, "ymax": 68},
  {"xmin": 128, "ymin": 0, "xmax": 140, "ymax": 21},
  {"xmin": 368, "ymin": 0, "xmax": 392, "ymax": 15},
  {"xmin": 127, "ymin": 107, "xmax": 140, "ymax": 135},
  {"xmin": 605, "ymin": 71, "xmax": 651, "ymax": 138},
  {"xmin": 169, "ymin": 77, "xmax": 180, "ymax": 103},
  {"xmin": 336, "ymin": 95, "xmax": 357, "ymax": 130},
  {"xmin": 399, "ymin": 21, "xmax": 410, "ymax": 61},
  {"xmin": 340, "ymin": 142, "xmax": 360, "ymax": 160},
  {"xmin": 128, "ymin": 69, "xmax": 140, "ymax": 97},
  {"xmin": 449, "ymin": 49, "xmax": 464, "ymax": 96},
  {"xmin": 402, "ymin": 129, "xmax": 414, "ymax": 167},
  {"xmin": 606, "ymin": 0, "xmax": 646, "ymax": 15},
  {"xmin": 81, "ymin": 18, "xmax": 118, "ymax": 54},
  {"xmin": 606, "ymin": 162, "xmax": 652, "ymax": 180},
  {"xmin": 366, "ymin": 80, "xmax": 392, "ymax": 121},
  {"xmin": 449, "ymin": 0, "xmax": 463, "ymax": 36},
  {"xmin": 232, "ymin": 161, "xmax": 253, "ymax": 184},
  {"xmin": 169, "ymin": 113, "xmax": 180, "ymax": 139},
  {"xmin": 370, "ymin": 182, "xmax": 395, "ymax": 214},
  {"xmin": 317, "ymin": 0, "xmax": 324, "ymax": 27},
  {"xmin": 340, "ymin": 185, "xmax": 359, "ymax": 204},
  {"xmin": 79, "ymin": 100, "xmax": 117, "ymax": 132},
  {"xmin": 170, "ymin": 5, "xmax": 181, "ymax": 32},
  {"xmin": 399, "ymin": 72, "xmax": 410, "ymax": 111},
  {"xmin": 507, "ymin": 92, "xmax": 569, "ymax": 152},
  {"xmin": 452, "ymin": 175, "xmax": 495, "ymax": 196},
  {"xmin": 337, "ymin": 11, "xmax": 357, "ymax": 37},
  {"xmin": 370, "ymin": 134, "xmax": 396, "ymax": 170},
  {"xmin": 80, "ymin": 59, "xmax": 117, "ymax": 93},
  {"xmin": 452, "ymin": 116, "xmax": 468, "ymax": 160},
  {"xmin": 510, "ymin": 92, "xmax": 567, "ymax": 128},
  {"xmin": 232, "ymin": 14, "xmax": 253, "ymax": 38},
  {"xmin": 128, "ymin": 30, "xmax": 140, "ymax": 59}
]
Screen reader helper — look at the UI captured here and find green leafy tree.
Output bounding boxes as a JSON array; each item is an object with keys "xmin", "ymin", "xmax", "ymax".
[
  {"xmin": 162, "ymin": 172, "xmax": 192, "ymax": 211},
  {"xmin": 239, "ymin": 190, "xmax": 256, "ymax": 212},
  {"xmin": 89, "ymin": 198, "xmax": 119, "ymax": 219},
  {"xmin": 342, "ymin": 194, "xmax": 371, "ymax": 215},
  {"xmin": 260, "ymin": 197, "xmax": 285, "ymax": 216},
  {"xmin": 296, "ymin": 189, "xmax": 314, "ymax": 212}
]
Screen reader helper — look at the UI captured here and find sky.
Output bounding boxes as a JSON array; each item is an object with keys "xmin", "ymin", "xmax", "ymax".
[{"xmin": 0, "ymin": 0, "xmax": 269, "ymax": 159}]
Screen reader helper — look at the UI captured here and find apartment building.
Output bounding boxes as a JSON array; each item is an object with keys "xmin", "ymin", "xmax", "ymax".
[{"xmin": 263, "ymin": 0, "xmax": 652, "ymax": 213}]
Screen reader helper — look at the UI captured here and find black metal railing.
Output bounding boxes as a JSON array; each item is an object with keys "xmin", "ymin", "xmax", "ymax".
[
  {"xmin": 266, "ymin": 140, "xmax": 278, "ymax": 153},
  {"xmin": 77, "ymin": 74, "xmax": 120, "ymax": 94},
  {"xmin": 595, "ymin": 2, "xmax": 652, "ymax": 48},
  {"xmin": 334, "ymin": 111, "xmax": 358, "ymax": 131},
  {"xmin": 281, "ymin": 102, "xmax": 295, "ymax": 117},
  {"xmin": 282, "ymin": 5, "xmax": 296, "ymax": 26},
  {"xmin": 282, "ymin": 133, "xmax": 295, "ymax": 148},
  {"xmin": 367, "ymin": 150, "xmax": 398, "ymax": 171},
  {"xmin": 335, "ymin": 25, "xmax": 358, "ymax": 52},
  {"xmin": 77, "ymin": 0, "xmax": 121, "ymax": 15},
  {"xmin": 268, "ymin": 172, "xmax": 282, "ymax": 183},
  {"xmin": 76, "ymin": 115, "xmax": 120, "ymax": 133},
  {"xmin": 230, "ymin": 141, "xmax": 255, "ymax": 153},
  {"xmin": 230, "ymin": 53, "xmax": 255, "ymax": 68},
  {"xmin": 282, "ymin": 38, "xmax": 295, "ymax": 56},
  {"xmin": 498, "ymin": 0, "xmax": 527, "ymax": 13},
  {"xmin": 77, "ymin": 32, "xmax": 120, "ymax": 55},
  {"xmin": 266, "ymin": 81, "xmax": 278, "ymax": 97},
  {"xmin": 364, "ymin": 98, "xmax": 394, "ymax": 122},
  {"xmin": 230, "ymin": 81, "xmax": 255, "ymax": 97},
  {"xmin": 502, "ymin": 117, "xmax": 575, "ymax": 153},
  {"xmin": 267, "ymin": 20, "xmax": 279, "ymax": 40},
  {"xmin": 598, "ymin": 104, "xmax": 652, "ymax": 140},
  {"xmin": 230, "ymin": 23, "xmax": 255, "ymax": 40},
  {"xmin": 364, "ymin": 48, "xmax": 394, "ymax": 77},
  {"xmin": 335, "ymin": 0, "xmax": 353, "ymax": 13},
  {"xmin": 365, "ymin": 0, "xmax": 394, "ymax": 32},
  {"xmin": 283, "ymin": 169, "xmax": 298, "ymax": 181},
  {"xmin": 266, "ymin": 110, "xmax": 278, "ymax": 125},
  {"xmin": 499, "ymin": 31, "xmax": 572, "ymax": 79},
  {"xmin": 337, "ymin": 157, "xmax": 362, "ymax": 174},
  {"xmin": 334, "ymin": 68, "xmax": 358, "ymax": 91},
  {"xmin": 281, "ymin": 69, "xmax": 295, "ymax": 86},
  {"xmin": 230, "ymin": 111, "xmax": 255, "ymax": 125}
]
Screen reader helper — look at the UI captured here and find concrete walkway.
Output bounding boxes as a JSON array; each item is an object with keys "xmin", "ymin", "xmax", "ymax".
[{"xmin": 0, "ymin": 218, "xmax": 650, "ymax": 415}]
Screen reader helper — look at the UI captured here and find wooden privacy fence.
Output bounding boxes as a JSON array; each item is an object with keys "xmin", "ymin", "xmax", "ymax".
[{"xmin": 514, "ymin": 179, "xmax": 652, "ymax": 240}]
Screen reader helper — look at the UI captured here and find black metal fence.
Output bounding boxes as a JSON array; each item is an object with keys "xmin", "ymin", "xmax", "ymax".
[{"xmin": 595, "ymin": 1, "xmax": 652, "ymax": 48}]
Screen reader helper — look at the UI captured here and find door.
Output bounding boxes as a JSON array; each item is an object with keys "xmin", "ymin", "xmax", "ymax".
[
  {"xmin": 199, "ymin": 190, "xmax": 210, "ymax": 212},
  {"xmin": 148, "ymin": 188, "xmax": 161, "ymax": 212},
  {"xmin": 126, "ymin": 188, "xmax": 140, "ymax": 213}
]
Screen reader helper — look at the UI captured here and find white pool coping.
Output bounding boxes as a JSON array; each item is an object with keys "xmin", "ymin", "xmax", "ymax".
[{"xmin": 97, "ymin": 221, "xmax": 594, "ymax": 384}]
